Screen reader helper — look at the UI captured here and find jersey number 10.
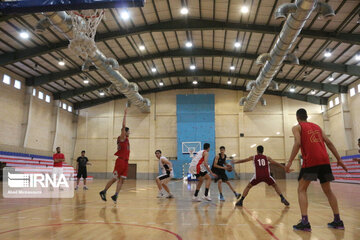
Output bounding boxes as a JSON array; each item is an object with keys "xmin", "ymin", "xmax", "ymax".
[{"xmin": 257, "ymin": 159, "xmax": 266, "ymax": 166}]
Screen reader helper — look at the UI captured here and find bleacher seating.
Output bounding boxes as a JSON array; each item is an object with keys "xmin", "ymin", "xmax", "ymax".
[
  {"xmin": 0, "ymin": 151, "xmax": 93, "ymax": 180},
  {"xmin": 331, "ymin": 154, "xmax": 360, "ymax": 184}
]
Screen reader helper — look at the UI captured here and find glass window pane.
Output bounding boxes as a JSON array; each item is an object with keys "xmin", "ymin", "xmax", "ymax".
[
  {"xmin": 329, "ymin": 100, "xmax": 334, "ymax": 108},
  {"xmin": 2, "ymin": 74, "xmax": 10, "ymax": 85},
  {"xmin": 45, "ymin": 95, "xmax": 51, "ymax": 103},
  {"xmin": 14, "ymin": 80, "xmax": 21, "ymax": 89},
  {"xmin": 38, "ymin": 91, "xmax": 44, "ymax": 99},
  {"xmin": 350, "ymin": 87, "xmax": 355, "ymax": 97}
]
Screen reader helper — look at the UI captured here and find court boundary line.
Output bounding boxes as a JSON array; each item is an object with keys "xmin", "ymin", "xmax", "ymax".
[{"xmin": 0, "ymin": 222, "xmax": 183, "ymax": 240}]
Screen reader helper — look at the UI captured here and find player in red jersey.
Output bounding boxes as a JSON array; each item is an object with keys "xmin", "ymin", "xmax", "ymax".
[
  {"xmin": 100, "ymin": 107, "xmax": 130, "ymax": 204},
  {"xmin": 232, "ymin": 145, "xmax": 290, "ymax": 207},
  {"xmin": 285, "ymin": 108, "xmax": 348, "ymax": 232}
]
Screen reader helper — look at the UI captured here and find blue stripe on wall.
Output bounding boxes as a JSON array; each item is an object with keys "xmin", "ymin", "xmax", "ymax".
[{"xmin": 173, "ymin": 94, "xmax": 215, "ymax": 178}]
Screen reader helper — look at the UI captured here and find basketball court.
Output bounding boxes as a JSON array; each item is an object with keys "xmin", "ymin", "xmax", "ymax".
[{"xmin": 0, "ymin": 0, "xmax": 360, "ymax": 239}]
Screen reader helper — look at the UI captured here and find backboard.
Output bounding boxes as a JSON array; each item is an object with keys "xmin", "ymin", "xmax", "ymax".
[{"xmin": 0, "ymin": 0, "xmax": 145, "ymax": 14}]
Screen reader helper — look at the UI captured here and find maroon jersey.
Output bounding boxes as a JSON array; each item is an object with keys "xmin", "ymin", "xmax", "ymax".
[
  {"xmin": 299, "ymin": 122, "xmax": 329, "ymax": 168},
  {"xmin": 253, "ymin": 154, "xmax": 271, "ymax": 178},
  {"xmin": 114, "ymin": 136, "xmax": 130, "ymax": 160}
]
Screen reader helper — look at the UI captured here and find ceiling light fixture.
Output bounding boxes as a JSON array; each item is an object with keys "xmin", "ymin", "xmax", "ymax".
[
  {"xmin": 328, "ymin": 74, "xmax": 334, "ymax": 82},
  {"xmin": 139, "ymin": 45, "xmax": 145, "ymax": 51},
  {"xmin": 58, "ymin": 58, "xmax": 65, "ymax": 66},
  {"xmin": 241, "ymin": 6, "xmax": 249, "ymax": 14},
  {"xmin": 151, "ymin": 67, "xmax": 157, "ymax": 73},
  {"xmin": 19, "ymin": 31, "xmax": 29, "ymax": 39},
  {"xmin": 83, "ymin": 78, "xmax": 89, "ymax": 84},
  {"xmin": 192, "ymin": 80, "xmax": 198, "ymax": 85},
  {"xmin": 290, "ymin": 86, "xmax": 296, "ymax": 92},
  {"xmin": 159, "ymin": 81, "xmax": 164, "ymax": 86},
  {"xmin": 230, "ymin": 65, "xmax": 235, "ymax": 70},
  {"xmin": 120, "ymin": 10, "xmax": 130, "ymax": 20},
  {"xmin": 99, "ymin": 91, "xmax": 105, "ymax": 96},
  {"xmin": 310, "ymin": 89, "xmax": 316, "ymax": 95},
  {"xmin": 227, "ymin": 80, "xmax": 232, "ymax": 85},
  {"xmin": 185, "ymin": 41, "xmax": 193, "ymax": 48},
  {"xmin": 234, "ymin": 42, "xmax": 241, "ymax": 48},
  {"xmin": 324, "ymin": 49, "xmax": 332, "ymax": 58},
  {"xmin": 190, "ymin": 64, "xmax": 196, "ymax": 70},
  {"xmin": 180, "ymin": 7, "xmax": 189, "ymax": 15}
]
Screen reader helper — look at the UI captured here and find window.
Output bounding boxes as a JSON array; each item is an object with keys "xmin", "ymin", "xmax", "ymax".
[
  {"xmin": 329, "ymin": 100, "xmax": 334, "ymax": 108},
  {"xmin": 45, "ymin": 95, "xmax": 51, "ymax": 103},
  {"xmin": 59, "ymin": 101, "xmax": 62, "ymax": 107},
  {"xmin": 14, "ymin": 80, "xmax": 21, "ymax": 89},
  {"xmin": 68, "ymin": 106, "xmax": 72, "ymax": 112},
  {"xmin": 62, "ymin": 103, "xmax": 67, "ymax": 110},
  {"xmin": 33, "ymin": 89, "xmax": 36, "ymax": 96},
  {"xmin": 334, "ymin": 97, "xmax": 340, "ymax": 105},
  {"xmin": 2, "ymin": 74, "xmax": 10, "ymax": 85},
  {"xmin": 358, "ymin": 84, "xmax": 360, "ymax": 94},
  {"xmin": 350, "ymin": 87, "xmax": 356, "ymax": 97},
  {"xmin": 38, "ymin": 91, "xmax": 44, "ymax": 100}
]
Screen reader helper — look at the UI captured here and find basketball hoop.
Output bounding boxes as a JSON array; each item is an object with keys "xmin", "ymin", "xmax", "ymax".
[
  {"xmin": 68, "ymin": 9, "xmax": 105, "ymax": 59},
  {"xmin": 188, "ymin": 147, "xmax": 195, "ymax": 158}
]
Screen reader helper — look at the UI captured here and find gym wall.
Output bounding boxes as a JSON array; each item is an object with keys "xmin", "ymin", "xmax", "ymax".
[{"xmin": 73, "ymin": 89, "xmax": 324, "ymax": 179}]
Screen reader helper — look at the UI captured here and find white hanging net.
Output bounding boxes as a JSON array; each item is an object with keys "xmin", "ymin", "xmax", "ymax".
[{"xmin": 68, "ymin": 9, "xmax": 105, "ymax": 59}]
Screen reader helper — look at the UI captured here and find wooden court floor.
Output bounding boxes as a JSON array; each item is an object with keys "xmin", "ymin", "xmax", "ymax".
[{"xmin": 0, "ymin": 179, "xmax": 359, "ymax": 240}]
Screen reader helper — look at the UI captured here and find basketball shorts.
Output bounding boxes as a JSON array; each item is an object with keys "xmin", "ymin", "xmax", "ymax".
[
  {"xmin": 250, "ymin": 174, "xmax": 275, "ymax": 186},
  {"xmin": 113, "ymin": 158, "xmax": 129, "ymax": 179},
  {"xmin": 52, "ymin": 167, "xmax": 63, "ymax": 177},
  {"xmin": 298, "ymin": 164, "xmax": 334, "ymax": 183},
  {"xmin": 77, "ymin": 168, "xmax": 87, "ymax": 179},
  {"xmin": 214, "ymin": 169, "xmax": 228, "ymax": 182},
  {"xmin": 189, "ymin": 164, "xmax": 207, "ymax": 175},
  {"xmin": 157, "ymin": 171, "xmax": 174, "ymax": 183}
]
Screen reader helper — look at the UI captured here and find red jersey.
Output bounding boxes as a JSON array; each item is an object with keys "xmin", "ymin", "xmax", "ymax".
[
  {"xmin": 53, "ymin": 153, "xmax": 65, "ymax": 167},
  {"xmin": 299, "ymin": 122, "xmax": 329, "ymax": 168},
  {"xmin": 114, "ymin": 136, "xmax": 130, "ymax": 160},
  {"xmin": 253, "ymin": 154, "xmax": 271, "ymax": 178}
]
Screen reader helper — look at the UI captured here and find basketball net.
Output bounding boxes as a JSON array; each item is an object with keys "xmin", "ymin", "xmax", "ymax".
[
  {"xmin": 189, "ymin": 148, "xmax": 195, "ymax": 158},
  {"xmin": 68, "ymin": 9, "xmax": 104, "ymax": 59}
]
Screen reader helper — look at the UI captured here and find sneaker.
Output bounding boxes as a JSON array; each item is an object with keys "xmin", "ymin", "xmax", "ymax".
[
  {"xmin": 235, "ymin": 193, "xmax": 241, "ymax": 199},
  {"xmin": 202, "ymin": 195, "xmax": 212, "ymax": 201},
  {"xmin": 235, "ymin": 200, "xmax": 243, "ymax": 207},
  {"xmin": 99, "ymin": 191, "xmax": 106, "ymax": 201},
  {"xmin": 75, "ymin": 186, "xmax": 78, "ymax": 190},
  {"xmin": 192, "ymin": 196, "xmax": 202, "ymax": 202},
  {"xmin": 327, "ymin": 220, "xmax": 344, "ymax": 230},
  {"xmin": 293, "ymin": 221, "xmax": 311, "ymax": 232},
  {"xmin": 219, "ymin": 195, "xmax": 225, "ymax": 201},
  {"xmin": 111, "ymin": 194, "xmax": 118, "ymax": 204},
  {"xmin": 281, "ymin": 198, "xmax": 290, "ymax": 206},
  {"xmin": 83, "ymin": 186, "xmax": 88, "ymax": 190},
  {"xmin": 166, "ymin": 193, "xmax": 174, "ymax": 198},
  {"xmin": 157, "ymin": 192, "xmax": 164, "ymax": 198}
]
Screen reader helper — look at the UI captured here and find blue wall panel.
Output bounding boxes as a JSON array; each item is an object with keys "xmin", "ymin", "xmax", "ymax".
[{"xmin": 174, "ymin": 94, "xmax": 215, "ymax": 178}]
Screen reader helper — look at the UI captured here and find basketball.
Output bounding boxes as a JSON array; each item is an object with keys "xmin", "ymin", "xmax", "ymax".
[{"xmin": 226, "ymin": 164, "xmax": 233, "ymax": 172}]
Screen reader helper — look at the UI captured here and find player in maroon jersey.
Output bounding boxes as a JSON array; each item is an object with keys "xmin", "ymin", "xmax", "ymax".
[
  {"xmin": 285, "ymin": 108, "xmax": 348, "ymax": 231},
  {"xmin": 100, "ymin": 107, "xmax": 130, "ymax": 204},
  {"xmin": 232, "ymin": 145, "xmax": 291, "ymax": 207}
]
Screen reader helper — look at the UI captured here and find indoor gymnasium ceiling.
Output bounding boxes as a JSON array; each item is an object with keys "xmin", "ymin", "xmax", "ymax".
[{"xmin": 0, "ymin": 0, "xmax": 359, "ymax": 110}]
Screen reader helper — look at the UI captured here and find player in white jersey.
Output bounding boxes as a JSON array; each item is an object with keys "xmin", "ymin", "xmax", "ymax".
[
  {"xmin": 155, "ymin": 150, "xmax": 174, "ymax": 198},
  {"xmin": 189, "ymin": 143, "xmax": 217, "ymax": 201}
]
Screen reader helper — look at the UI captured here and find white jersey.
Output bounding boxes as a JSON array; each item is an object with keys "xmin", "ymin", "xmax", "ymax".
[
  {"xmin": 159, "ymin": 156, "xmax": 174, "ymax": 177},
  {"xmin": 189, "ymin": 150, "xmax": 207, "ymax": 174}
]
